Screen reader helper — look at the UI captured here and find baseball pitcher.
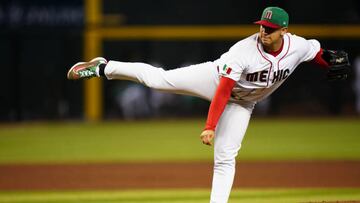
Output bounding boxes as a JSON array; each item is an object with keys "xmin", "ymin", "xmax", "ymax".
[{"xmin": 67, "ymin": 7, "xmax": 350, "ymax": 203}]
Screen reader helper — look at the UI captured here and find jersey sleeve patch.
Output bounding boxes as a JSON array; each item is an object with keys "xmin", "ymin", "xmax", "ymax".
[
  {"xmin": 223, "ymin": 64, "xmax": 232, "ymax": 74},
  {"xmin": 219, "ymin": 63, "xmax": 242, "ymax": 81}
]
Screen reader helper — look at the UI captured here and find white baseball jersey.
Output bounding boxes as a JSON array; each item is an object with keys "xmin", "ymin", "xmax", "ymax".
[{"xmin": 216, "ymin": 33, "xmax": 321, "ymax": 106}]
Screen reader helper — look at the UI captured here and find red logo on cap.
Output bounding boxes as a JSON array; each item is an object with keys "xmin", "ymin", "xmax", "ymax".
[{"xmin": 265, "ymin": 10, "xmax": 272, "ymax": 19}]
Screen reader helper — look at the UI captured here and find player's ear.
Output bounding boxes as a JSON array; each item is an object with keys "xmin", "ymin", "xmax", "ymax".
[{"xmin": 280, "ymin": 27, "xmax": 288, "ymax": 36}]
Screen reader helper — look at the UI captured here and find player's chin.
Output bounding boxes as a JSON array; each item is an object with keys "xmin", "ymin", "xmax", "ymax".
[{"xmin": 261, "ymin": 39, "xmax": 272, "ymax": 46}]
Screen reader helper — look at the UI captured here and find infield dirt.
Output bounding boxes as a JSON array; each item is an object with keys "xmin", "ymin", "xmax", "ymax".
[{"xmin": 0, "ymin": 161, "xmax": 359, "ymax": 190}]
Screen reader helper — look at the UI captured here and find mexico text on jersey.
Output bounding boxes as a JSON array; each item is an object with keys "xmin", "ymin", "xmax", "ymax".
[{"xmin": 215, "ymin": 33, "xmax": 320, "ymax": 105}]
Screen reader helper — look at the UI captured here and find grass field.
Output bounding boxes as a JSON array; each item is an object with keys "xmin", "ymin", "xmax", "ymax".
[
  {"xmin": 0, "ymin": 118, "xmax": 359, "ymax": 163},
  {"xmin": 0, "ymin": 118, "xmax": 359, "ymax": 202},
  {"xmin": 1, "ymin": 189, "xmax": 360, "ymax": 203}
]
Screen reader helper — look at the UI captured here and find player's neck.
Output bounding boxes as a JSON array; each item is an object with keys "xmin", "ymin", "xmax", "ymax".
[{"xmin": 263, "ymin": 37, "xmax": 284, "ymax": 54}]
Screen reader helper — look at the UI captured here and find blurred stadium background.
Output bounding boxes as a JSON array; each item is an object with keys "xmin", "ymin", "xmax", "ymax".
[
  {"xmin": 0, "ymin": 0, "xmax": 359, "ymax": 121},
  {"xmin": 0, "ymin": 0, "xmax": 360, "ymax": 202}
]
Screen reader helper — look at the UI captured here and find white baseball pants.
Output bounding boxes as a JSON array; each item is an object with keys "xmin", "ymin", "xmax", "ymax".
[{"xmin": 105, "ymin": 61, "xmax": 252, "ymax": 203}]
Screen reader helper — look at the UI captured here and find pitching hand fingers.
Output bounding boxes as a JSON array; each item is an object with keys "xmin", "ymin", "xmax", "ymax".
[
  {"xmin": 200, "ymin": 130, "xmax": 215, "ymax": 146},
  {"xmin": 201, "ymin": 135, "xmax": 211, "ymax": 146}
]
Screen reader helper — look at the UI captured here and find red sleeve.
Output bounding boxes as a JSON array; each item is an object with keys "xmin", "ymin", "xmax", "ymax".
[
  {"xmin": 204, "ymin": 77, "xmax": 236, "ymax": 131},
  {"xmin": 311, "ymin": 48, "xmax": 329, "ymax": 68}
]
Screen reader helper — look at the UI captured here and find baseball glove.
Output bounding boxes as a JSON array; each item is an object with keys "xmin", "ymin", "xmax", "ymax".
[{"xmin": 322, "ymin": 49, "xmax": 351, "ymax": 81}]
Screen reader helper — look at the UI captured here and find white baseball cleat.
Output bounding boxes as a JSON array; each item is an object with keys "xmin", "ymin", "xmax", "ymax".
[{"xmin": 67, "ymin": 57, "xmax": 107, "ymax": 80}]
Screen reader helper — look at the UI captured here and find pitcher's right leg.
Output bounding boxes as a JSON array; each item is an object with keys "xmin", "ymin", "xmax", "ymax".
[
  {"xmin": 210, "ymin": 103, "xmax": 252, "ymax": 203},
  {"xmin": 105, "ymin": 61, "xmax": 219, "ymax": 101}
]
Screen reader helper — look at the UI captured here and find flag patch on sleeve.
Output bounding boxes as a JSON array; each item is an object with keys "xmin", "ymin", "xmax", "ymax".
[{"xmin": 223, "ymin": 64, "xmax": 232, "ymax": 74}]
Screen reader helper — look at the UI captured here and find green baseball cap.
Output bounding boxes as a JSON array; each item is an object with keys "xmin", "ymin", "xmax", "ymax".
[{"xmin": 254, "ymin": 7, "xmax": 289, "ymax": 29}]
